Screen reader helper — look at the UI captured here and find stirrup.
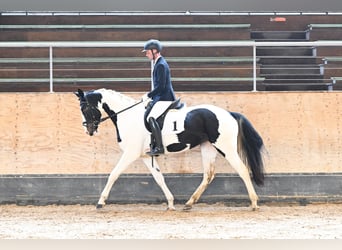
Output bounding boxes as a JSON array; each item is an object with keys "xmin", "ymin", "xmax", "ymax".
[{"xmin": 146, "ymin": 147, "xmax": 164, "ymax": 156}]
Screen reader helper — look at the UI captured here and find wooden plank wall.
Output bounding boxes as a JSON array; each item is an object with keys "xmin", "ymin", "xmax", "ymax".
[{"xmin": 0, "ymin": 91, "xmax": 341, "ymax": 175}]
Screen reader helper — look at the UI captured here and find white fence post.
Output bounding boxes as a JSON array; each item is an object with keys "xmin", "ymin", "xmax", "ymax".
[
  {"xmin": 49, "ymin": 46, "xmax": 54, "ymax": 93},
  {"xmin": 253, "ymin": 44, "xmax": 257, "ymax": 92}
]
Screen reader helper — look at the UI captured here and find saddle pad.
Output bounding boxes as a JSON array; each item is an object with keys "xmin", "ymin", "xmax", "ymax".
[
  {"xmin": 147, "ymin": 101, "xmax": 174, "ymax": 120},
  {"xmin": 161, "ymin": 108, "xmax": 187, "ymax": 135}
]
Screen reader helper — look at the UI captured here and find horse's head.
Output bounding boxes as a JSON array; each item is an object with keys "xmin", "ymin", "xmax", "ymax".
[{"xmin": 75, "ymin": 89, "xmax": 103, "ymax": 136}]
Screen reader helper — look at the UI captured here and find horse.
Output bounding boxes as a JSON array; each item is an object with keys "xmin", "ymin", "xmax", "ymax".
[{"xmin": 75, "ymin": 88, "xmax": 265, "ymax": 211}]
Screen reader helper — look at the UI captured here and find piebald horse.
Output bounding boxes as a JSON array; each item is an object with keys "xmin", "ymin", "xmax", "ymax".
[{"xmin": 75, "ymin": 88, "xmax": 265, "ymax": 211}]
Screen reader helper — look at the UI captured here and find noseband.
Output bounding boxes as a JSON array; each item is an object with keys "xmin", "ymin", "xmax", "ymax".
[{"xmin": 81, "ymin": 101, "xmax": 102, "ymax": 128}]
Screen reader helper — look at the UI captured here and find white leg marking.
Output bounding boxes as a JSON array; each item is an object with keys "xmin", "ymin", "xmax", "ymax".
[
  {"xmin": 142, "ymin": 157, "xmax": 175, "ymax": 211},
  {"xmin": 225, "ymin": 151, "xmax": 259, "ymax": 210}
]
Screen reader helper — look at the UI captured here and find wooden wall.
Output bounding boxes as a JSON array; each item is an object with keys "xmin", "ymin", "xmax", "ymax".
[{"xmin": 0, "ymin": 91, "xmax": 341, "ymax": 175}]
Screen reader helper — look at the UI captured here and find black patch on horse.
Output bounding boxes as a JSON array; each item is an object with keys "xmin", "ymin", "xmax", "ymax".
[
  {"xmin": 80, "ymin": 91, "xmax": 103, "ymax": 128},
  {"xmin": 166, "ymin": 143, "xmax": 188, "ymax": 152},
  {"xmin": 84, "ymin": 91, "xmax": 102, "ymax": 107},
  {"xmin": 177, "ymin": 108, "xmax": 220, "ymax": 149}
]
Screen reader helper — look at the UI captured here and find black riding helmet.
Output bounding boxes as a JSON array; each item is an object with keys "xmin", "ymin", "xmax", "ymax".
[{"xmin": 142, "ymin": 39, "xmax": 163, "ymax": 52}]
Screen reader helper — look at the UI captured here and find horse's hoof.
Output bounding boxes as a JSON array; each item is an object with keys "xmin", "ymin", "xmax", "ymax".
[
  {"xmin": 183, "ymin": 204, "xmax": 192, "ymax": 211},
  {"xmin": 166, "ymin": 207, "xmax": 176, "ymax": 212},
  {"xmin": 251, "ymin": 205, "xmax": 260, "ymax": 211},
  {"xmin": 96, "ymin": 204, "xmax": 104, "ymax": 209}
]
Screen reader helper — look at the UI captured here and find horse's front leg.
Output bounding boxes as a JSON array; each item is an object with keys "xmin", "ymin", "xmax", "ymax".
[
  {"xmin": 96, "ymin": 152, "xmax": 139, "ymax": 209},
  {"xmin": 142, "ymin": 157, "xmax": 175, "ymax": 211}
]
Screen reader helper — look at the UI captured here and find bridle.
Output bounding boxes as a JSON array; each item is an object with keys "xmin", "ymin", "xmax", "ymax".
[
  {"xmin": 82, "ymin": 99, "xmax": 144, "ymax": 142},
  {"xmin": 81, "ymin": 105, "xmax": 100, "ymax": 127}
]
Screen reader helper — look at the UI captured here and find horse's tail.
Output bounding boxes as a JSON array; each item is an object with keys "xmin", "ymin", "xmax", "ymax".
[{"xmin": 230, "ymin": 112, "xmax": 265, "ymax": 186}]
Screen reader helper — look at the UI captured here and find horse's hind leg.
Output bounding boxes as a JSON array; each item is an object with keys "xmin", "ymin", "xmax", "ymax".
[
  {"xmin": 142, "ymin": 157, "xmax": 175, "ymax": 211},
  {"xmin": 184, "ymin": 141, "xmax": 217, "ymax": 211},
  {"xmin": 225, "ymin": 151, "xmax": 259, "ymax": 210}
]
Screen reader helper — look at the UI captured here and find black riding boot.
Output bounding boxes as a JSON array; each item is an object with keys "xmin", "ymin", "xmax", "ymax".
[{"xmin": 146, "ymin": 117, "xmax": 164, "ymax": 156}]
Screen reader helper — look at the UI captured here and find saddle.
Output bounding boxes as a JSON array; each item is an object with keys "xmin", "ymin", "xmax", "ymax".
[{"xmin": 144, "ymin": 99, "xmax": 184, "ymax": 132}]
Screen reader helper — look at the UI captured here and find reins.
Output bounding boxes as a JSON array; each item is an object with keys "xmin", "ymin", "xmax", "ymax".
[
  {"xmin": 100, "ymin": 99, "xmax": 143, "ymax": 123},
  {"xmin": 100, "ymin": 99, "xmax": 144, "ymax": 142}
]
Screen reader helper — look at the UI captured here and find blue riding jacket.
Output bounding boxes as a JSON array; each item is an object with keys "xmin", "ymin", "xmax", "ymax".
[{"xmin": 147, "ymin": 56, "xmax": 176, "ymax": 105}]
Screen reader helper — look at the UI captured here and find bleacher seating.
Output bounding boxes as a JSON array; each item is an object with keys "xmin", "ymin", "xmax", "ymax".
[
  {"xmin": 309, "ymin": 24, "xmax": 342, "ymax": 90},
  {"xmin": 322, "ymin": 58, "xmax": 342, "ymax": 90},
  {"xmin": 0, "ymin": 13, "xmax": 260, "ymax": 92},
  {"xmin": 1, "ymin": 12, "xmax": 342, "ymax": 91},
  {"xmin": 308, "ymin": 24, "xmax": 342, "ymax": 40},
  {"xmin": 0, "ymin": 23, "xmax": 251, "ymax": 41},
  {"xmin": 0, "ymin": 54, "xmax": 261, "ymax": 91}
]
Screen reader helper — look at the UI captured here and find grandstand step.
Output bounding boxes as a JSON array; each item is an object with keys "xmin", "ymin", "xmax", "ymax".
[
  {"xmin": 260, "ymin": 65, "xmax": 322, "ymax": 75},
  {"xmin": 0, "ymin": 56, "xmax": 256, "ymax": 64},
  {"xmin": 0, "ymin": 24, "xmax": 251, "ymax": 29},
  {"xmin": 0, "ymin": 29, "xmax": 251, "ymax": 41},
  {"xmin": 258, "ymin": 56, "xmax": 320, "ymax": 65},
  {"xmin": 0, "ymin": 69, "xmax": 255, "ymax": 79},
  {"xmin": 0, "ymin": 46, "xmax": 253, "ymax": 58},
  {"xmin": 256, "ymin": 47, "xmax": 315, "ymax": 56},
  {"xmin": 308, "ymin": 24, "xmax": 342, "ymax": 40},
  {"xmin": 261, "ymin": 72, "xmax": 330, "ymax": 90},
  {"xmin": 331, "ymin": 77, "xmax": 342, "ymax": 84},
  {"xmin": 263, "ymin": 79, "xmax": 328, "ymax": 84},
  {"xmin": 262, "ymin": 82, "xmax": 332, "ymax": 91},
  {"xmin": 0, "ymin": 77, "xmax": 264, "ymax": 83},
  {"xmin": 263, "ymin": 74, "xmax": 324, "ymax": 79},
  {"xmin": 253, "ymin": 27, "xmax": 323, "ymax": 91},
  {"xmin": 322, "ymin": 57, "xmax": 342, "ymax": 64},
  {"xmin": 251, "ymin": 31, "xmax": 308, "ymax": 41}
]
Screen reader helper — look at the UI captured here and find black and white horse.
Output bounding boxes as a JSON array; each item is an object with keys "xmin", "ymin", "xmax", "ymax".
[{"xmin": 75, "ymin": 88, "xmax": 265, "ymax": 211}]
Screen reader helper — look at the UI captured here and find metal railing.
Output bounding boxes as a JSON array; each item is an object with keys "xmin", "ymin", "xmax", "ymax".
[{"xmin": 1, "ymin": 40, "xmax": 342, "ymax": 92}]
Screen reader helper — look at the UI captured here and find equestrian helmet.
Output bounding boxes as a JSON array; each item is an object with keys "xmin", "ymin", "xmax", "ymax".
[{"xmin": 142, "ymin": 39, "xmax": 162, "ymax": 52}]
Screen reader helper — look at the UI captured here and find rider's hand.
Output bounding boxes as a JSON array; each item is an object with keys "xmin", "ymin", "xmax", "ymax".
[{"xmin": 141, "ymin": 93, "xmax": 150, "ymax": 102}]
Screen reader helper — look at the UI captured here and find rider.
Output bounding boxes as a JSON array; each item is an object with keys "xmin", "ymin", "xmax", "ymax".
[{"xmin": 141, "ymin": 39, "xmax": 176, "ymax": 156}]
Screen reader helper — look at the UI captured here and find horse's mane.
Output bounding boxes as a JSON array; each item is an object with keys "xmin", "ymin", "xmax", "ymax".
[{"xmin": 96, "ymin": 88, "xmax": 135, "ymax": 104}]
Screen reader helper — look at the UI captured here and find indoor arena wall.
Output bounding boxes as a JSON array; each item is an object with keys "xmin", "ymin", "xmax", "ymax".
[{"xmin": 1, "ymin": 91, "xmax": 341, "ymax": 175}]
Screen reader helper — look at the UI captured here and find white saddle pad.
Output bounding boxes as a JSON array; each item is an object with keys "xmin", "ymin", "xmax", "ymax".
[
  {"xmin": 147, "ymin": 101, "xmax": 175, "ymax": 120},
  {"xmin": 147, "ymin": 101, "xmax": 187, "ymax": 134}
]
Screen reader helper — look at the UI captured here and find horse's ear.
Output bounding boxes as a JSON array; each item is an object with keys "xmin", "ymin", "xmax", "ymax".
[{"xmin": 75, "ymin": 89, "xmax": 84, "ymax": 98}]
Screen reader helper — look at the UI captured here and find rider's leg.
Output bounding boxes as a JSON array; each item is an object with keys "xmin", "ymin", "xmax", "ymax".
[{"xmin": 146, "ymin": 117, "xmax": 164, "ymax": 156}]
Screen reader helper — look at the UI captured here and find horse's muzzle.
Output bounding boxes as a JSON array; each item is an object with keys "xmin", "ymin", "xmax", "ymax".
[{"xmin": 85, "ymin": 125, "xmax": 97, "ymax": 136}]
